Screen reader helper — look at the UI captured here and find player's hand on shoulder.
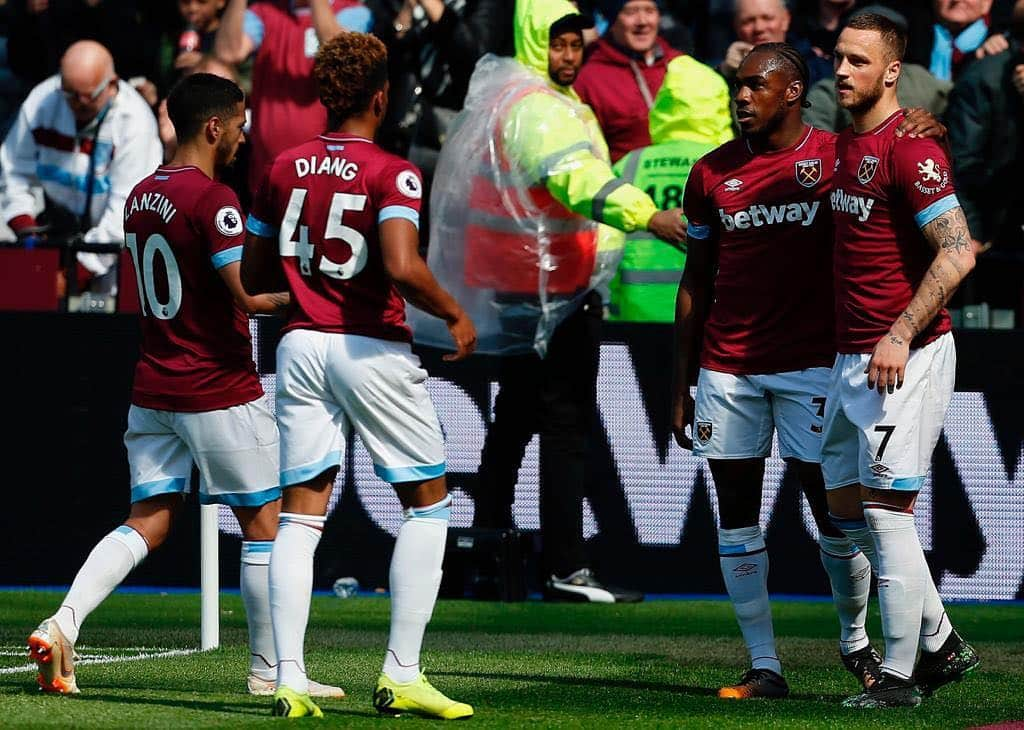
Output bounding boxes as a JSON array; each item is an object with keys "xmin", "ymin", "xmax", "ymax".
[
  {"xmin": 443, "ymin": 311, "xmax": 477, "ymax": 362},
  {"xmin": 671, "ymin": 389, "xmax": 696, "ymax": 450},
  {"xmin": 865, "ymin": 331, "xmax": 910, "ymax": 395},
  {"xmin": 648, "ymin": 209, "xmax": 687, "ymax": 244},
  {"xmin": 895, "ymin": 108, "xmax": 946, "ymax": 140}
]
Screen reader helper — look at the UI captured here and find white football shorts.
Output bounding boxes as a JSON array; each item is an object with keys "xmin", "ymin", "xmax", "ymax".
[
  {"xmin": 125, "ymin": 397, "xmax": 281, "ymax": 506},
  {"xmin": 692, "ymin": 367, "xmax": 830, "ymax": 462},
  {"xmin": 821, "ymin": 332, "xmax": 955, "ymax": 491},
  {"xmin": 276, "ymin": 329, "xmax": 445, "ymax": 486}
]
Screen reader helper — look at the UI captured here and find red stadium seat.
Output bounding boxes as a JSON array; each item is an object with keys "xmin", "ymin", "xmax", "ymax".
[{"xmin": 0, "ymin": 248, "xmax": 60, "ymax": 311}]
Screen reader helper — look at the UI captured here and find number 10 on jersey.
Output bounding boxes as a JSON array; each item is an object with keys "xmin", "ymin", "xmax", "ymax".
[{"xmin": 280, "ymin": 188, "xmax": 369, "ymax": 280}]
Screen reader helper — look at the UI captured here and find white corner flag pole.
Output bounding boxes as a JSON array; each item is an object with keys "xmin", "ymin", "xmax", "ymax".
[{"xmin": 200, "ymin": 503, "xmax": 220, "ymax": 650}]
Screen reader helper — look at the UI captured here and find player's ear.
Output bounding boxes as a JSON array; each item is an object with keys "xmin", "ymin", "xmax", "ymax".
[
  {"xmin": 786, "ymin": 80, "xmax": 803, "ymax": 105},
  {"xmin": 206, "ymin": 115, "xmax": 222, "ymax": 143},
  {"xmin": 372, "ymin": 88, "xmax": 387, "ymax": 119},
  {"xmin": 884, "ymin": 59, "xmax": 901, "ymax": 87}
]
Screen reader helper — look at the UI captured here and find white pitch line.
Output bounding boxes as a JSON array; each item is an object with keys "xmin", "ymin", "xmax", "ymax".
[{"xmin": 0, "ymin": 648, "xmax": 200, "ymax": 675}]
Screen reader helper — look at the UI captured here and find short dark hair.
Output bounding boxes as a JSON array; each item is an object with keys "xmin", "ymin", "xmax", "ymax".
[
  {"xmin": 749, "ymin": 42, "xmax": 811, "ymax": 108},
  {"xmin": 845, "ymin": 12, "xmax": 907, "ymax": 61},
  {"xmin": 166, "ymin": 73, "xmax": 244, "ymax": 143},
  {"xmin": 314, "ymin": 32, "xmax": 389, "ymax": 125}
]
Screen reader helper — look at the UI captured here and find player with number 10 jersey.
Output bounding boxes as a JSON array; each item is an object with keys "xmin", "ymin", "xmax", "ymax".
[{"xmin": 127, "ymin": 166, "xmax": 262, "ymax": 411}]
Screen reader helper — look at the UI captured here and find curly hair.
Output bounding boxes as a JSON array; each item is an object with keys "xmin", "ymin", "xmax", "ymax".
[{"xmin": 314, "ymin": 32, "xmax": 389, "ymax": 125}]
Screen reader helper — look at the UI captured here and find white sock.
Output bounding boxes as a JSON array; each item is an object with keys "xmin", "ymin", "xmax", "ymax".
[
  {"xmin": 818, "ymin": 534, "xmax": 871, "ymax": 655},
  {"xmin": 864, "ymin": 504, "xmax": 926, "ymax": 680},
  {"xmin": 718, "ymin": 526, "xmax": 780, "ymax": 675},
  {"xmin": 832, "ymin": 513, "xmax": 951, "ymax": 654},
  {"xmin": 830, "ymin": 514, "xmax": 878, "ymax": 571},
  {"xmin": 920, "ymin": 572, "xmax": 953, "ymax": 652},
  {"xmin": 382, "ymin": 495, "xmax": 451, "ymax": 684},
  {"xmin": 54, "ymin": 525, "xmax": 148, "ymax": 645},
  {"xmin": 269, "ymin": 513, "xmax": 324, "ymax": 694},
  {"xmin": 241, "ymin": 540, "xmax": 276, "ymax": 680}
]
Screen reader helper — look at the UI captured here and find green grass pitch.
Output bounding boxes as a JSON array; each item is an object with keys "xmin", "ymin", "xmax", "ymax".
[{"xmin": 1, "ymin": 590, "xmax": 1022, "ymax": 727}]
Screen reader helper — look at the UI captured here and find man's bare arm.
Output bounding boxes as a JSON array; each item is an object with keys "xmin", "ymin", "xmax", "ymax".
[
  {"xmin": 214, "ymin": 0, "xmax": 254, "ymax": 65},
  {"xmin": 866, "ymin": 205, "xmax": 976, "ymax": 393},
  {"xmin": 671, "ymin": 234, "xmax": 713, "ymax": 448},
  {"xmin": 241, "ymin": 233, "xmax": 288, "ymax": 296},
  {"xmin": 889, "ymin": 206, "xmax": 976, "ymax": 345},
  {"xmin": 310, "ymin": 0, "xmax": 343, "ymax": 44}
]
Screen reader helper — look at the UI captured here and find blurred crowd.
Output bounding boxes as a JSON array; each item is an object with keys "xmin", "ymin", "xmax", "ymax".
[{"xmin": 0, "ymin": 0, "xmax": 1020, "ymax": 323}]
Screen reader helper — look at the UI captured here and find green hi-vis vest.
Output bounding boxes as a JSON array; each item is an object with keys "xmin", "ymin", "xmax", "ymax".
[{"xmin": 609, "ymin": 139, "xmax": 715, "ymax": 322}]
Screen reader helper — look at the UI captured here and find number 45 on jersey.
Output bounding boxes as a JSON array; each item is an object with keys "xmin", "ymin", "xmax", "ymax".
[{"xmin": 280, "ymin": 188, "xmax": 369, "ymax": 280}]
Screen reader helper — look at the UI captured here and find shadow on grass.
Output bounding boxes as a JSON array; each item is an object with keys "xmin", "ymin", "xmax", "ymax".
[
  {"xmin": 434, "ymin": 669, "xmax": 719, "ymax": 698},
  {"xmin": 433, "ymin": 669, "xmax": 844, "ymax": 704},
  {"xmin": 46, "ymin": 692, "xmax": 375, "ymax": 720}
]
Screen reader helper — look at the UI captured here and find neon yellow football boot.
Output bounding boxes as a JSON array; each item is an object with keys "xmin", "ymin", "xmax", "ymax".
[
  {"xmin": 271, "ymin": 686, "xmax": 324, "ymax": 718},
  {"xmin": 373, "ymin": 673, "xmax": 473, "ymax": 720}
]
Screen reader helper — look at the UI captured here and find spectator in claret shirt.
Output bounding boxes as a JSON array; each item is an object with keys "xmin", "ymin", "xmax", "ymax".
[
  {"xmin": 214, "ymin": 0, "xmax": 373, "ymax": 196},
  {"xmin": 575, "ymin": 0, "xmax": 727, "ymax": 164}
]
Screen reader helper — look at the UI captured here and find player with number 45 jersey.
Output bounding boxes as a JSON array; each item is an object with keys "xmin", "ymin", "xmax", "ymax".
[
  {"xmin": 26, "ymin": 74, "xmax": 349, "ymax": 702},
  {"xmin": 242, "ymin": 33, "xmax": 476, "ymax": 720}
]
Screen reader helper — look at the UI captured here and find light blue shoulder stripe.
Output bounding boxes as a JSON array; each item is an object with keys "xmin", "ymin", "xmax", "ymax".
[
  {"xmin": 914, "ymin": 193, "xmax": 959, "ymax": 228},
  {"xmin": 379, "ymin": 205, "xmax": 420, "ymax": 229},
  {"xmin": 687, "ymin": 222, "xmax": 711, "ymax": 240},
  {"xmin": 211, "ymin": 245, "xmax": 243, "ymax": 269},
  {"xmin": 246, "ymin": 215, "xmax": 277, "ymax": 238}
]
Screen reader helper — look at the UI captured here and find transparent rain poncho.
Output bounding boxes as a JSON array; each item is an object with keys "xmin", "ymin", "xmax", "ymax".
[{"xmin": 408, "ymin": 54, "xmax": 624, "ymax": 358}]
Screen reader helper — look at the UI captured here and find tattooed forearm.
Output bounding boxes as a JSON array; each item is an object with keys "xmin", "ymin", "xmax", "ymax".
[
  {"xmin": 899, "ymin": 310, "xmax": 919, "ymax": 336},
  {"xmin": 891, "ymin": 208, "xmax": 976, "ymax": 340}
]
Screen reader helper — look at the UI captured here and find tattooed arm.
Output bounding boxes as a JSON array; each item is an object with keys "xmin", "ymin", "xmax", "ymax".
[{"xmin": 865, "ymin": 206, "xmax": 976, "ymax": 394}]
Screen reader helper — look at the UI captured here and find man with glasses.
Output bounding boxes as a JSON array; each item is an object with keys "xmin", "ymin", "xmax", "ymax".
[{"xmin": 1, "ymin": 40, "xmax": 161, "ymax": 293}]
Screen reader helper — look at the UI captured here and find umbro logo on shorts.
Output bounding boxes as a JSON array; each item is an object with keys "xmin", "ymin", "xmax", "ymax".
[
  {"xmin": 697, "ymin": 421, "xmax": 713, "ymax": 444},
  {"xmin": 870, "ymin": 463, "xmax": 891, "ymax": 477},
  {"xmin": 733, "ymin": 562, "xmax": 758, "ymax": 577}
]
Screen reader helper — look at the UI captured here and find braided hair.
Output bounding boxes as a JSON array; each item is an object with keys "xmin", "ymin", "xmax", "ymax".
[{"xmin": 750, "ymin": 42, "xmax": 812, "ymax": 108}]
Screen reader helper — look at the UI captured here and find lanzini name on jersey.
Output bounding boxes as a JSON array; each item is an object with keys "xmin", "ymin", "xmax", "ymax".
[{"xmin": 125, "ymin": 191, "xmax": 178, "ymax": 225}]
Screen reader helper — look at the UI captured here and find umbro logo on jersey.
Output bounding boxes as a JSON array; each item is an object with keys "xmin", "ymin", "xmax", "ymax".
[
  {"xmin": 795, "ymin": 158, "xmax": 822, "ymax": 188},
  {"xmin": 723, "ymin": 178, "xmax": 743, "ymax": 192},
  {"xmin": 830, "ymin": 188, "xmax": 875, "ymax": 222},
  {"xmin": 717, "ymin": 201, "xmax": 820, "ymax": 230},
  {"xmin": 857, "ymin": 155, "xmax": 880, "ymax": 184}
]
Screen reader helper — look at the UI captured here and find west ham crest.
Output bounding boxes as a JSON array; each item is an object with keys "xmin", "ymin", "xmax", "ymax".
[
  {"xmin": 857, "ymin": 155, "xmax": 880, "ymax": 185},
  {"xmin": 795, "ymin": 158, "xmax": 822, "ymax": 188},
  {"xmin": 696, "ymin": 421, "xmax": 713, "ymax": 444}
]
